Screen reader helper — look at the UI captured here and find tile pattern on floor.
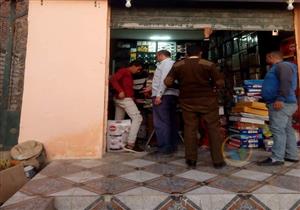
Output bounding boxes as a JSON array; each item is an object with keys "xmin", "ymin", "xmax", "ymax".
[{"xmin": 2, "ymin": 148, "xmax": 300, "ymax": 210}]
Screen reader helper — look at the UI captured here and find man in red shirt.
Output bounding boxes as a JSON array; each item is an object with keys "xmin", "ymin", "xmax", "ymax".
[{"xmin": 110, "ymin": 60, "xmax": 144, "ymax": 152}]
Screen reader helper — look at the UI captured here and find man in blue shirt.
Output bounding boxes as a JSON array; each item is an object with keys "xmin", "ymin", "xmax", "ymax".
[{"xmin": 259, "ymin": 51, "xmax": 299, "ymax": 166}]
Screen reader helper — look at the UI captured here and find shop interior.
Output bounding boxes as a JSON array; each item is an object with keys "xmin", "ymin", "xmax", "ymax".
[{"xmin": 107, "ymin": 28, "xmax": 298, "ymax": 151}]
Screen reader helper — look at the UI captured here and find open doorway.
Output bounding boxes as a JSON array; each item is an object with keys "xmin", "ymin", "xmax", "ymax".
[{"xmin": 106, "ymin": 27, "xmax": 297, "ymax": 152}]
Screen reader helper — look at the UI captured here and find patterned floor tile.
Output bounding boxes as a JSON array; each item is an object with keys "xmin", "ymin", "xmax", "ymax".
[
  {"xmin": 154, "ymin": 195, "xmax": 201, "ymax": 210},
  {"xmin": 116, "ymin": 187, "xmax": 165, "ymax": 209},
  {"xmin": 71, "ymin": 159, "xmax": 105, "ymax": 168},
  {"xmin": 286, "ymin": 169, "xmax": 300, "ymax": 178},
  {"xmin": 196, "ymin": 163, "xmax": 238, "ymax": 176},
  {"xmin": 0, "ymin": 197, "xmax": 54, "ymax": 210},
  {"xmin": 123, "ymin": 159, "xmax": 156, "ymax": 168},
  {"xmin": 90, "ymin": 163, "xmax": 136, "ymax": 176},
  {"xmin": 245, "ymin": 163, "xmax": 288, "ymax": 174},
  {"xmin": 261, "ymin": 193, "xmax": 300, "ymax": 210},
  {"xmin": 177, "ymin": 170, "xmax": 217, "ymax": 182},
  {"xmin": 85, "ymin": 197, "xmax": 130, "ymax": 210},
  {"xmin": 144, "ymin": 163, "xmax": 187, "ymax": 176},
  {"xmin": 145, "ymin": 176, "xmax": 199, "ymax": 194},
  {"xmin": 31, "ymin": 173, "xmax": 47, "ymax": 180},
  {"xmin": 82, "ymin": 177, "xmax": 138, "ymax": 195},
  {"xmin": 278, "ymin": 194, "xmax": 300, "ymax": 210},
  {"xmin": 62, "ymin": 171, "xmax": 103, "ymax": 183},
  {"xmin": 39, "ymin": 161, "xmax": 85, "ymax": 177},
  {"xmin": 142, "ymin": 152, "xmax": 179, "ymax": 163},
  {"xmin": 50, "ymin": 187, "xmax": 98, "ymax": 196},
  {"xmin": 223, "ymin": 195, "xmax": 271, "ymax": 210},
  {"xmin": 116, "ymin": 187, "xmax": 168, "ymax": 196},
  {"xmin": 232, "ymin": 169, "xmax": 272, "ymax": 181},
  {"xmin": 1, "ymin": 192, "xmax": 36, "ymax": 207},
  {"xmin": 294, "ymin": 162, "xmax": 300, "ymax": 169},
  {"xmin": 289, "ymin": 199, "xmax": 300, "ymax": 210},
  {"xmin": 169, "ymin": 158, "xmax": 187, "ymax": 167},
  {"xmin": 252, "ymin": 194, "xmax": 281, "ymax": 210},
  {"xmin": 186, "ymin": 194, "xmax": 236, "ymax": 210},
  {"xmin": 208, "ymin": 176, "xmax": 261, "ymax": 193},
  {"xmin": 253, "ymin": 185, "xmax": 299, "ymax": 194},
  {"xmin": 20, "ymin": 177, "xmax": 73, "ymax": 196},
  {"xmin": 268, "ymin": 175, "xmax": 300, "ymax": 192},
  {"xmin": 101, "ymin": 153, "xmax": 139, "ymax": 163},
  {"xmin": 186, "ymin": 186, "xmax": 233, "ymax": 195},
  {"xmin": 54, "ymin": 196, "xmax": 100, "ymax": 210},
  {"xmin": 120, "ymin": 170, "xmax": 161, "ymax": 182}
]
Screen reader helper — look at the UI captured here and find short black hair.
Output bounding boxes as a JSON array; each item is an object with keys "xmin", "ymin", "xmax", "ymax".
[
  {"xmin": 157, "ymin": 50, "xmax": 171, "ymax": 57},
  {"xmin": 129, "ymin": 59, "xmax": 144, "ymax": 67},
  {"xmin": 186, "ymin": 44, "xmax": 202, "ymax": 57}
]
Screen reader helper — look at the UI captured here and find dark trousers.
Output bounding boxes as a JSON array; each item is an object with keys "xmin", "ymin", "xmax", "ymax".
[
  {"xmin": 152, "ymin": 95, "xmax": 179, "ymax": 153},
  {"xmin": 182, "ymin": 107, "xmax": 224, "ymax": 164}
]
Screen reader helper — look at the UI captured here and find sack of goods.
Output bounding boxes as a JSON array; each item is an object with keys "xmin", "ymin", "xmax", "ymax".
[{"xmin": 107, "ymin": 120, "xmax": 131, "ymax": 151}]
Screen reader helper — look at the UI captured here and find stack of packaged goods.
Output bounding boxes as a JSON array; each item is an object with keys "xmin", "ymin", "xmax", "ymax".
[
  {"xmin": 242, "ymin": 80, "xmax": 264, "ymax": 102},
  {"xmin": 228, "ymin": 101, "xmax": 269, "ymax": 149}
]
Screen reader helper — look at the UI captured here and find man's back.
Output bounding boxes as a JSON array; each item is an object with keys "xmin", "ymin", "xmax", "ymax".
[{"xmin": 168, "ymin": 58, "xmax": 223, "ymax": 99}]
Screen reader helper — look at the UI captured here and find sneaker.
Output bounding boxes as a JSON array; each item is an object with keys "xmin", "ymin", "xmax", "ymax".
[
  {"xmin": 257, "ymin": 157, "xmax": 284, "ymax": 166},
  {"xmin": 284, "ymin": 158, "xmax": 299, "ymax": 163},
  {"xmin": 123, "ymin": 144, "xmax": 145, "ymax": 153}
]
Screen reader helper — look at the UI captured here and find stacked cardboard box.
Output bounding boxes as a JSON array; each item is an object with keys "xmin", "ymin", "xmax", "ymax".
[
  {"xmin": 243, "ymin": 80, "xmax": 263, "ymax": 101},
  {"xmin": 229, "ymin": 101, "xmax": 268, "ymax": 148},
  {"xmin": 233, "ymin": 80, "xmax": 264, "ymax": 103}
]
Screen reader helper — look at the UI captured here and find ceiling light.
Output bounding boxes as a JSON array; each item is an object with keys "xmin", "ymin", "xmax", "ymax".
[
  {"xmin": 286, "ymin": 0, "xmax": 294, "ymax": 10},
  {"xmin": 125, "ymin": 0, "xmax": 131, "ymax": 8},
  {"xmin": 149, "ymin": 35, "xmax": 171, "ymax": 40},
  {"xmin": 272, "ymin": 29, "xmax": 279, "ymax": 36}
]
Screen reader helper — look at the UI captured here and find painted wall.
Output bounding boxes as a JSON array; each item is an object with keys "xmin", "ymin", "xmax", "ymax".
[{"xmin": 19, "ymin": 0, "xmax": 109, "ymax": 159}]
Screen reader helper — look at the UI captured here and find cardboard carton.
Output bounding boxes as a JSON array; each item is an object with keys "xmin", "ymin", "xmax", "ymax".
[{"xmin": 0, "ymin": 164, "xmax": 28, "ymax": 204}]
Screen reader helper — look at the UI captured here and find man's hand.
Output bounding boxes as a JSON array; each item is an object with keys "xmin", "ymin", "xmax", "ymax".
[
  {"xmin": 118, "ymin": 92, "xmax": 125, "ymax": 99},
  {"xmin": 142, "ymin": 87, "xmax": 152, "ymax": 93},
  {"xmin": 204, "ymin": 27, "xmax": 213, "ymax": 39},
  {"xmin": 154, "ymin": 96, "xmax": 162, "ymax": 105},
  {"xmin": 273, "ymin": 101, "xmax": 284, "ymax": 110}
]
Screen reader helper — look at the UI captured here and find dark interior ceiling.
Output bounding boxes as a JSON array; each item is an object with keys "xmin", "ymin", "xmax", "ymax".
[{"xmin": 111, "ymin": 29, "xmax": 205, "ymax": 40}]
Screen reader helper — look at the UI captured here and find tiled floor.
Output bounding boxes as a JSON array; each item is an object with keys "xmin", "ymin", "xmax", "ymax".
[{"xmin": 1, "ymin": 147, "xmax": 300, "ymax": 210}]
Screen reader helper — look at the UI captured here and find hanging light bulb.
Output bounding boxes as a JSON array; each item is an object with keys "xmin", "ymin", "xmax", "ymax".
[
  {"xmin": 286, "ymin": 0, "xmax": 294, "ymax": 10},
  {"xmin": 125, "ymin": 0, "xmax": 131, "ymax": 8}
]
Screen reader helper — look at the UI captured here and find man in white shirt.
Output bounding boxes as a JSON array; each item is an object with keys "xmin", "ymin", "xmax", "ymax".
[{"xmin": 150, "ymin": 50, "xmax": 179, "ymax": 154}]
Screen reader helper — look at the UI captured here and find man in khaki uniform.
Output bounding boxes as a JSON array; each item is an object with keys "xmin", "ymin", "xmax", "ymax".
[{"xmin": 164, "ymin": 44, "xmax": 226, "ymax": 169}]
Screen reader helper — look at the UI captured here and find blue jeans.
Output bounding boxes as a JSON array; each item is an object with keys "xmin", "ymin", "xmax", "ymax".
[
  {"xmin": 152, "ymin": 95, "xmax": 179, "ymax": 153},
  {"xmin": 268, "ymin": 103, "xmax": 299, "ymax": 161}
]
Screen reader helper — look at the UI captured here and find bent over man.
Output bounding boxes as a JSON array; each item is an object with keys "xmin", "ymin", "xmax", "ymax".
[{"xmin": 110, "ymin": 60, "xmax": 144, "ymax": 153}]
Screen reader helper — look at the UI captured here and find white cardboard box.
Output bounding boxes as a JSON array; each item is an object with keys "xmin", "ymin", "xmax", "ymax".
[{"xmin": 107, "ymin": 120, "xmax": 131, "ymax": 152}]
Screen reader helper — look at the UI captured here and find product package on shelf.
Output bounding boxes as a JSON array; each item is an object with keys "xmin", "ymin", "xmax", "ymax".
[{"xmin": 107, "ymin": 120, "xmax": 131, "ymax": 152}]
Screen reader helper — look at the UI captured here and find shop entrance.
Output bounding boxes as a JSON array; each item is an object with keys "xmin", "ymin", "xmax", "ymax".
[
  {"xmin": 107, "ymin": 27, "xmax": 298, "ymax": 152},
  {"xmin": 106, "ymin": 2, "xmax": 299, "ymax": 153}
]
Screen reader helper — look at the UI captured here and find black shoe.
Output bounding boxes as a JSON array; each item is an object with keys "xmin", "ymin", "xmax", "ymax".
[
  {"xmin": 284, "ymin": 158, "xmax": 299, "ymax": 163},
  {"xmin": 124, "ymin": 144, "xmax": 145, "ymax": 153},
  {"xmin": 185, "ymin": 159, "xmax": 197, "ymax": 169},
  {"xmin": 213, "ymin": 161, "xmax": 226, "ymax": 169},
  {"xmin": 257, "ymin": 157, "xmax": 284, "ymax": 166}
]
